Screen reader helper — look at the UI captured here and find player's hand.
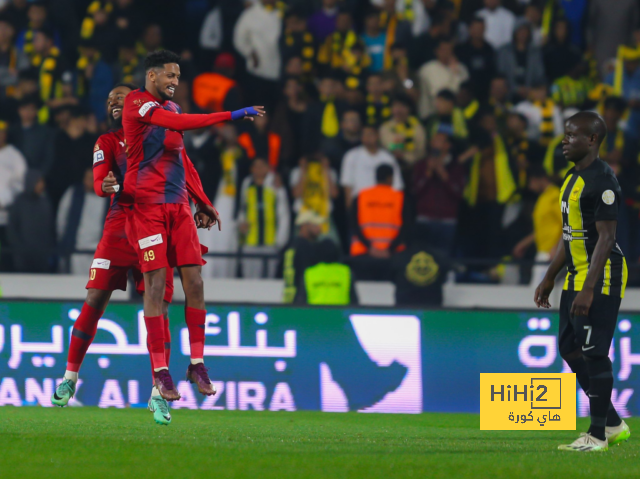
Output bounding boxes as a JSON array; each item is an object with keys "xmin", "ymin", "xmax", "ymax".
[
  {"xmin": 243, "ymin": 106, "xmax": 265, "ymax": 121},
  {"xmin": 197, "ymin": 203, "xmax": 222, "ymax": 231},
  {"xmin": 194, "ymin": 211, "xmax": 212, "ymax": 229},
  {"xmin": 570, "ymin": 288, "xmax": 594, "ymax": 318},
  {"xmin": 534, "ymin": 277, "xmax": 555, "ymax": 308},
  {"xmin": 102, "ymin": 171, "xmax": 119, "ymax": 194}
]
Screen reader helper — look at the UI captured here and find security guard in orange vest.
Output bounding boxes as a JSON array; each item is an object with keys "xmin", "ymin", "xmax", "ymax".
[
  {"xmin": 192, "ymin": 53, "xmax": 242, "ymax": 113},
  {"xmin": 350, "ymin": 164, "xmax": 408, "ymax": 258}
]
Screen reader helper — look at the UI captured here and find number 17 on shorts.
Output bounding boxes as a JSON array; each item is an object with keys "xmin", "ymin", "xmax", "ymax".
[{"xmin": 479, "ymin": 373, "xmax": 576, "ymax": 430}]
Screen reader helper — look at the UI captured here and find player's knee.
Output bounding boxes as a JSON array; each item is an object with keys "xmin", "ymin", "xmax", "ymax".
[
  {"xmin": 183, "ymin": 274, "xmax": 203, "ymax": 296},
  {"xmin": 85, "ymin": 288, "xmax": 111, "ymax": 311},
  {"xmin": 583, "ymin": 355, "xmax": 612, "ymax": 377}
]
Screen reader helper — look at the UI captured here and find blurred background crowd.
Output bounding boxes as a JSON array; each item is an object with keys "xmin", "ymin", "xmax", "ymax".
[{"xmin": 1, "ymin": 0, "xmax": 640, "ymax": 304}]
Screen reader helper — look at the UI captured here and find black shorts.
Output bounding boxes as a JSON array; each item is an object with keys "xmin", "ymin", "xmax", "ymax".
[{"xmin": 559, "ymin": 289, "xmax": 621, "ymax": 357}]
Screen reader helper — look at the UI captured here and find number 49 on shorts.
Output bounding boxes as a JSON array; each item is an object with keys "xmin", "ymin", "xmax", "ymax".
[{"xmin": 144, "ymin": 250, "xmax": 155, "ymax": 262}]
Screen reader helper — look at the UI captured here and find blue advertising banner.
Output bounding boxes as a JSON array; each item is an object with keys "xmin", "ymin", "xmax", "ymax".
[{"xmin": 0, "ymin": 302, "xmax": 638, "ymax": 416}]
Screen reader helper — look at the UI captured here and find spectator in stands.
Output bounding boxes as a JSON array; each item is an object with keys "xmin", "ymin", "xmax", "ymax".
[
  {"xmin": 412, "ymin": 130, "xmax": 464, "ymax": 251},
  {"xmin": 486, "ymin": 75, "xmax": 512, "ymax": 135},
  {"xmin": 410, "ymin": 11, "xmax": 445, "ymax": 70},
  {"xmin": 0, "ymin": 15, "xmax": 28, "ymax": 98},
  {"xmin": 233, "ymin": 0, "xmax": 282, "ymax": 110},
  {"xmin": 511, "ymin": 165, "xmax": 561, "ymax": 263},
  {"xmin": 75, "ymin": 39, "xmax": 113, "ymax": 124},
  {"xmin": 496, "ymin": 19, "xmax": 545, "ymax": 102},
  {"xmin": 8, "ymin": 95, "xmax": 55, "ymax": 173},
  {"xmin": 523, "ymin": 4, "xmax": 543, "ymax": 47},
  {"xmin": 7, "ymin": 169, "xmax": 54, "ymax": 272},
  {"xmin": 296, "ymin": 238, "xmax": 358, "ymax": 305},
  {"xmin": 386, "ymin": 43, "xmax": 419, "ymax": 105},
  {"xmin": 588, "ymin": 0, "xmax": 639, "ymax": 72},
  {"xmin": 363, "ymin": 73, "xmax": 391, "ymax": 127},
  {"xmin": 418, "ymin": 37, "xmax": 469, "ymax": 119},
  {"xmin": 543, "ymin": 18, "xmax": 582, "ymax": 83},
  {"xmin": 349, "ymin": 164, "xmax": 409, "ymax": 280},
  {"xmin": 111, "ymin": 34, "xmax": 144, "ymax": 87},
  {"xmin": 282, "ymin": 210, "xmax": 324, "ymax": 303},
  {"xmin": 322, "ymin": 108, "xmax": 362, "ymax": 170},
  {"xmin": 0, "ymin": 119, "xmax": 26, "ymax": 268},
  {"xmin": 455, "ymin": 16, "xmax": 495, "ymax": 99},
  {"xmin": 605, "ymin": 48, "xmax": 640, "ymax": 139},
  {"xmin": 137, "ymin": 23, "xmax": 162, "ymax": 56},
  {"xmin": 550, "ymin": 57, "xmax": 592, "ymax": 111},
  {"xmin": 238, "ymin": 157, "xmax": 290, "ymax": 278},
  {"xmin": 476, "ymin": 0, "xmax": 515, "ymax": 50},
  {"xmin": 600, "ymin": 97, "xmax": 631, "ymax": 167},
  {"xmin": 504, "ymin": 112, "xmax": 543, "ymax": 192},
  {"xmin": 377, "ymin": 0, "xmax": 412, "ymax": 71},
  {"xmin": 192, "ymin": 52, "xmax": 241, "ymax": 113},
  {"xmin": 47, "ymin": 107, "xmax": 96, "ymax": 209},
  {"xmin": 308, "ymin": 75, "xmax": 347, "ymax": 144},
  {"xmin": 316, "ymin": 7, "xmax": 358, "ymax": 78},
  {"xmin": 340, "ymin": 125, "xmax": 403, "ymax": 209},
  {"xmin": 193, "ymin": 124, "xmax": 244, "ymax": 279},
  {"xmin": 238, "ymin": 112, "xmax": 282, "ymax": 171},
  {"xmin": 308, "ymin": 0, "xmax": 339, "ymax": 42},
  {"xmin": 361, "ymin": 8, "xmax": 386, "ymax": 73},
  {"xmin": 424, "ymin": 89, "xmax": 468, "ymax": 141},
  {"xmin": 15, "ymin": 0, "xmax": 58, "ymax": 62},
  {"xmin": 380, "ymin": 93, "xmax": 427, "ymax": 168},
  {"xmin": 56, "ymin": 167, "xmax": 107, "ymax": 274},
  {"xmin": 79, "ymin": 0, "xmax": 118, "ymax": 62},
  {"xmin": 272, "ymin": 77, "xmax": 312, "ymax": 169},
  {"xmin": 290, "ymin": 152, "xmax": 338, "ymax": 239},
  {"xmin": 514, "ymin": 84, "xmax": 563, "ymax": 147}
]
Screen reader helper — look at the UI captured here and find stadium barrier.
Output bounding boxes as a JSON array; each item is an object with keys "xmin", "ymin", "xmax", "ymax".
[{"xmin": 0, "ymin": 302, "xmax": 638, "ymax": 416}]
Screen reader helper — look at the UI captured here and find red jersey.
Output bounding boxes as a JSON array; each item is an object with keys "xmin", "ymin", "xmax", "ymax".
[
  {"xmin": 93, "ymin": 129, "xmax": 128, "ymax": 238},
  {"xmin": 122, "ymin": 87, "xmax": 231, "ymax": 206}
]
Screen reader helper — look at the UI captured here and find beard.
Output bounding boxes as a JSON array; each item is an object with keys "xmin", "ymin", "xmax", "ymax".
[
  {"xmin": 107, "ymin": 114, "xmax": 122, "ymax": 130},
  {"xmin": 157, "ymin": 87, "xmax": 173, "ymax": 102}
]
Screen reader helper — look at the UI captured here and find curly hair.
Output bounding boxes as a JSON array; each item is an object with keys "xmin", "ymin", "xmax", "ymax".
[{"xmin": 143, "ymin": 50, "xmax": 181, "ymax": 72}]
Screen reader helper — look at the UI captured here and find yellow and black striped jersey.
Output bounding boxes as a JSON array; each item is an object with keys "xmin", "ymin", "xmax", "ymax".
[{"xmin": 559, "ymin": 159, "xmax": 627, "ymax": 297}]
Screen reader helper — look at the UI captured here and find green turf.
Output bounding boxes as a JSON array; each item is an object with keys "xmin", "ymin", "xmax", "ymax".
[{"xmin": 0, "ymin": 408, "xmax": 637, "ymax": 478}]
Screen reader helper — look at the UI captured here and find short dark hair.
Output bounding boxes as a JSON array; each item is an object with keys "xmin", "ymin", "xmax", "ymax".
[
  {"xmin": 604, "ymin": 96, "xmax": 627, "ymax": 113},
  {"xmin": 376, "ymin": 164, "xmax": 394, "ymax": 183},
  {"xmin": 18, "ymin": 94, "xmax": 41, "ymax": 109},
  {"xmin": 392, "ymin": 92, "xmax": 413, "ymax": 109},
  {"xmin": 112, "ymin": 82, "xmax": 138, "ymax": 91},
  {"xmin": 436, "ymin": 89, "xmax": 456, "ymax": 103},
  {"xmin": 316, "ymin": 239, "xmax": 341, "ymax": 264},
  {"xmin": 143, "ymin": 50, "xmax": 181, "ymax": 72}
]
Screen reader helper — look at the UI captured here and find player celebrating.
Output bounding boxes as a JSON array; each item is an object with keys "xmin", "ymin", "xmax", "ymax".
[
  {"xmin": 51, "ymin": 83, "xmax": 215, "ymax": 425},
  {"xmin": 122, "ymin": 50, "xmax": 263, "ymax": 402},
  {"xmin": 535, "ymin": 112, "xmax": 630, "ymax": 452}
]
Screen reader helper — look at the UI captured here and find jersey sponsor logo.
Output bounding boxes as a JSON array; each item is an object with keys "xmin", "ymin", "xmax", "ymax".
[
  {"xmin": 138, "ymin": 101, "xmax": 157, "ymax": 117},
  {"xmin": 139, "ymin": 234, "xmax": 163, "ymax": 249},
  {"xmin": 93, "ymin": 150, "xmax": 105, "ymax": 165},
  {"xmin": 91, "ymin": 258, "xmax": 111, "ymax": 270},
  {"xmin": 602, "ymin": 190, "xmax": 615, "ymax": 205},
  {"xmin": 562, "ymin": 224, "xmax": 588, "ymax": 242},
  {"xmin": 119, "ymin": 141, "xmax": 125, "ymax": 147},
  {"xmin": 561, "ymin": 201, "xmax": 570, "ymax": 214}
]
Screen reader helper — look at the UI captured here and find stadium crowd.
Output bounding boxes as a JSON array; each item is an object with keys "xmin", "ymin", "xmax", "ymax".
[{"xmin": 1, "ymin": 0, "xmax": 640, "ymax": 294}]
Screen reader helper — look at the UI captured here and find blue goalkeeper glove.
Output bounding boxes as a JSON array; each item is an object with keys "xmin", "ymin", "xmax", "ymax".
[{"xmin": 231, "ymin": 107, "xmax": 260, "ymax": 121}]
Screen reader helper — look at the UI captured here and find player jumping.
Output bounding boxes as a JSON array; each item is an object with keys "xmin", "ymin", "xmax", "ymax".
[
  {"xmin": 51, "ymin": 83, "xmax": 215, "ymax": 425},
  {"xmin": 535, "ymin": 111, "xmax": 630, "ymax": 452},
  {"xmin": 122, "ymin": 50, "xmax": 263, "ymax": 403}
]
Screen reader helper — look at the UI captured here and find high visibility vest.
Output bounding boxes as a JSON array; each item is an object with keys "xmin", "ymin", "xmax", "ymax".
[
  {"xmin": 304, "ymin": 263, "xmax": 352, "ymax": 305},
  {"xmin": 351, "ymin": 185, "xmax": 404, "ymax": 256},
  {"xmin": 238, "ymin": 131, "xmax": 282, "ymax": 169},
  {"xmin": 464, "ymin": 135, "xmax": 517, "ymax": 207},
  {"xmin": 192, "ymin": 73, "xmax": 237, "ymax": 113},
  {"xmin": 245, "ymin": 184, "xmax": 277, "ymax": 247}
]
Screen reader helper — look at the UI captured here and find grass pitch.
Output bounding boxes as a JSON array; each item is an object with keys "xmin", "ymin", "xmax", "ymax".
[{"xmin": 0, "ymin": 408, "xmax": 637, "ymax": 478}]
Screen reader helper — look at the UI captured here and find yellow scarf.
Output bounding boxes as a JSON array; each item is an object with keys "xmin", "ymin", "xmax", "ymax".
[
  {"xmin": 81, "ymin": 0, "xmax": 114, "ymax": 39},
  {"xmin": 393, "ymin": 117, "xmax": 418, "ymax": 151},
  {"xmin": 301, "ymin": 162, "xmax": 330, "ymax": 233},
  {"xmin": 221, "ymin": 146, "xmax": 242, "ymax": 197},
  {"xmin": 534, "ymin": 99, "xmax": 556, "ymax": 146},
  {"xmin": 365, "ymin": 94, "xmax": 391, "ymax": 126},
  {"xmin": 321, "ymin": 99, "xmax": 339, "ymax": 138}
]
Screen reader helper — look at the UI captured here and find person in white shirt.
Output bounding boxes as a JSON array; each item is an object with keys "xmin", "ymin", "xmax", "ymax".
[
  {"xmin": 0, "ymin": 120, "xmax": 27, "ymax": 263},
  {"xmin": 514, "ymin": 85, "xmax": 564, "ymax": 143},
  {"xmin": 370, "ymin": 0, "xmax": 431, "ymax": 37},
  {"xmin": 418, "ymin": 38, "xmax": 469, "ymax": 118},
  {"xmin": 233, "ymin": 0, "xmax": 282, "ymax": 109},
  {"xmin": 476, "ymin": 0, "xmax": 516, "ymax": 50},
  {"xmin": 340, "ymin": 126, "xmax": 403, "ymax": 209}
]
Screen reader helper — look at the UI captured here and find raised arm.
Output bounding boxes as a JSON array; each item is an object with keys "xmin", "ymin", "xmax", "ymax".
[{"xmin": 141, "ymin": 106, "xmax": 264, "ymax": 131}]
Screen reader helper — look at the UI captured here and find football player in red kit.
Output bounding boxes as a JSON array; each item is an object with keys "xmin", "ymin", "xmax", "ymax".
[
  {"xmin": 122, "ymin": 50, "xmax": 264, "ymax": 402},
  {"xmin": 51, "ymin": 83, "xmax": 217, "ymax": 425}
]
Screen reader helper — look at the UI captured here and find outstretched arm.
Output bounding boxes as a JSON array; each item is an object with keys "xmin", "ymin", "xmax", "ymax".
[{"xmin": 143, "ymin": 108, "xmax": 232, "ymax": 130}]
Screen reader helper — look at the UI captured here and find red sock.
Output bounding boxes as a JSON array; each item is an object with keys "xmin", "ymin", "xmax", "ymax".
[
  {"xmin": 185, "ymin": 307, "xmax": 206, "ymax": 360},
  {"xmin": 145, "ymin": 314, "xmax": 166, "ymax": 370},
  {"xmin": 66, "ymin": 303, "xmax": 102, "ymax": 372},
  {"xmin": 164, "ymin": 315, "xmax": 171, "ymax": 366}
]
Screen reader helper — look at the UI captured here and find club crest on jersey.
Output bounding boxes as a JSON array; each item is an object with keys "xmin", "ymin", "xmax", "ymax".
[
  {"xmin": 133, "ymin": 98, "xmax": 144, "ymax": 107},
  {"xmin": 569, "ymin": 185, "xmax": 581, "ymax": 202},
  {"xmin": 94, "ymin": 143, "xmax": 100, "ymax": 152}
]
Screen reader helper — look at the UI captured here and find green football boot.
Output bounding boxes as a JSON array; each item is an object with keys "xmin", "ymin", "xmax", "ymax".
[
  {"xmin": 606, "ymin": 421, "xmax": 631, "ymax": 446},
  {"xmin": 148, "ymin": 395, "xmax": 172, "ymax": 425},
  {"xmin": 51, "ymin": 379, "xmax": 76, "ymax": 407}
]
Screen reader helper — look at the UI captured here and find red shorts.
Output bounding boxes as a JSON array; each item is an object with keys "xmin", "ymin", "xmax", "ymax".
[
  {"xmin": 132, "ymin": 203, "xmax": 205, "ymax": 273},
  {"xmin": 87, "ymin": 226, "xmax": 174, "ymax": 303}
]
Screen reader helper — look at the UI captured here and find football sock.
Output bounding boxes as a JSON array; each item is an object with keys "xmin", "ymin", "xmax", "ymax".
[
  {"xmin": 185, "ymin": 307, "xmax": 206, "ymax": 362},
  {"xmin": 151, "ymin": 386, "xmax": 160, "ymax": 397},
  {"xmin": 145, "ymin": 314, "xmax": 167, "ymax": 371},
  {"xmin": 63, "ymin": 371, "xmax": 78, "ymax": 383},
  {"xmin": 566, "ymin": 356, "xmax": 622, "ymax": 427},
  {"xmin": 164, "ymin": 315, "xmax": 171, "ymax": 366},
  {"xmin": 584, "ymin": 356, "xmax": 614, "ymax": 441},
  {"xmin": 66, "ymin": 302, "xmax": 102, "ymax": 374}
]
